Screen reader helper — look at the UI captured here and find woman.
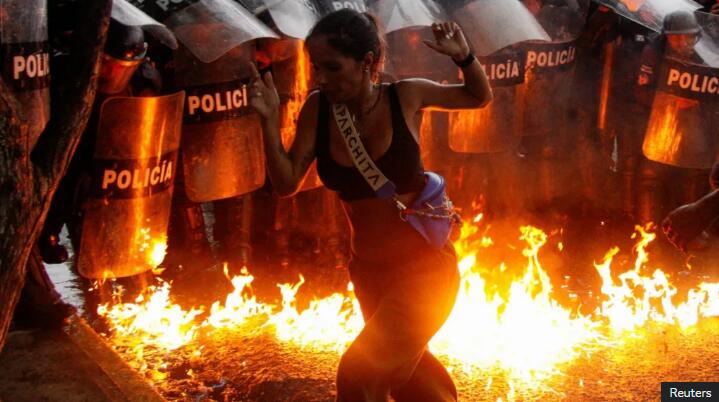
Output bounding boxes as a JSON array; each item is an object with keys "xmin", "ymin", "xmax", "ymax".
[{"xmin": 248, "ymin": 9, "xmax": 492, "ymax": 401}]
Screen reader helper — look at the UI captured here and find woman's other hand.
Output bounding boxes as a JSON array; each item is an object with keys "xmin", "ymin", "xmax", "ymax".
[
  {"xmin": 422, "ymin": 22, "xmax": 471, "ymax": 62},
  {"xmin": 247, "ymin": 62, "xmax": 280, "ymax": 121}
]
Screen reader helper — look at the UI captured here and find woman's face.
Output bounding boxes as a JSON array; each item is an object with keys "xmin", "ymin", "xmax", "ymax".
[{"xmin": 307, "ymin": 35, "xmax": 367, "ymax": 103}]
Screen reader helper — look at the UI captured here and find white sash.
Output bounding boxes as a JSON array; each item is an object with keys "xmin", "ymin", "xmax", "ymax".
[{"xmin": 331, "ymin": 103, "xmax": 397, "ymax": 199}]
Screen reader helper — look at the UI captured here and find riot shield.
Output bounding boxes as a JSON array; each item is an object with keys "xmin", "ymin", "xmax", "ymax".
[
  {"xmin": 519, "ymin": 0, "xmax": 587, "ymax": 137},
  {"xmin": 449, "ymin": 46, "xmax": 527, "ymax": 153},
  {"xmin": 130, "ymin": 0, "xmax": 277, "ymax": 63},
  {"xmin": 642, "ymin": 57, "xmax": 719, "ymax": 168},
  {"xmin": 447, "ymin": 0, "xmax": 549, "ymax": 153},
  {"xmin": 174, "ymin": 45, "xmax": 266, "ymax": 202},
  {"xmin": 263, "ymin": 0, "xmax": 320, "ymax": 39},
  {"xmin": 314, "ymin": 0, "xmax": 368, "ymax": 15},
  {"xmin": 78, "ymin": 91, "xmax": 185, "ymax": 279},
  {"xmin": 370, "ymin": 0, "xmax": 446, "ymax": 34},
  {"xmin": 594, "ymin": 0, "xmax": 701, "ymax": 32},
  {"xmin": 112, "ymin": 0, "xmax": 178, "ymax": 49},
  {"xmin": 0, "ymin": 0, "xmax": 50, "ymax": 150},
  {"xmin": 451, "ymin": 0, "xmax": 550, "ymax": 57},
  {"xmin": 272, "ymin": 39, "xmax": 323, "ymax": 191}
]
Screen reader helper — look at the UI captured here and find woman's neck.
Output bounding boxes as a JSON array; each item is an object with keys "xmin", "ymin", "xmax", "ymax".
[{"xmin": 346, "ymin": 81, "xmax": 378, "ymax": 119}]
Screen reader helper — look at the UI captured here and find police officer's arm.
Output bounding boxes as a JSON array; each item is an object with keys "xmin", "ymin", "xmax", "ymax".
[
  {"xmin": 400, "ymin": 21, "xmax": 492, "ymax": 111},
  {"xmin": 249, "ymin": 65, "xmax": 317, "ymax": 197},
  {"xmin": 663, "ymin": 188, "xmax": 719, "ymax": 252}
]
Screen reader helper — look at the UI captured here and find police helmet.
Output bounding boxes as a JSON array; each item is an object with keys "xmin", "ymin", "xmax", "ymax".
[
  {"xmin": 97, "ymin": 20, "xmax": 148, "ymax": 94},
  {"xmin": 106, "ymin": 19, "xmax": 147, "ymax": 61},
  {"xmin": 662, "ymin": 11, "xmax": 700, "ymax": 35}
]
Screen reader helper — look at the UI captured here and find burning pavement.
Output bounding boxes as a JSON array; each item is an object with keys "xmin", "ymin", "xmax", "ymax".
[{"xmin": 88, "ymin": 215, "xmax": 719, "ymax": 401}]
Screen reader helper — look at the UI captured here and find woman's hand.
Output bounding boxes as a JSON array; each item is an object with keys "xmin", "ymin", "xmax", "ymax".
[
  {"xmin": 423, "ymin": 22, "xmax": 471, "ymax": 62},
  {"xmin": 247, "ymin": 62, "xmax": 280, "ymax": 121}
]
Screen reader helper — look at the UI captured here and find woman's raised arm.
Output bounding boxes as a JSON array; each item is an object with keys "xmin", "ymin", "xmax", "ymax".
[
  {"xmin": 248, "ymin": 64, "xmax": 319, "ymax": 197},
  {"xmin": 399, "ymin": 21, "xmax": 493, "ymax": 111}
]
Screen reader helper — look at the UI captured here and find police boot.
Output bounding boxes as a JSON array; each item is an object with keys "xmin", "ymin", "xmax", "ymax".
[
  {"xmin": 163, "ymin": 201, "xmax": 214, "ymax": 275},
  {"xmin": 213, "ymin": 195, "xmax": 253, "ymax": 275},
  {"xmin": 37, "ymin": 233, "xmax": 68, "ymax": 264},
  {"xmin": 13, "ymin": 248, "xmax": 77, "ymax": 329},
  {"xmin": 37, "ymin": 195, "xmax": 70, "ymax": 264}
]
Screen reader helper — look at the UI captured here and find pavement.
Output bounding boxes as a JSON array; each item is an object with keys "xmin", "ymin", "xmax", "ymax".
[{"xmin": 0, "ymin": 316, "xmax": 164, "ymax": 402}]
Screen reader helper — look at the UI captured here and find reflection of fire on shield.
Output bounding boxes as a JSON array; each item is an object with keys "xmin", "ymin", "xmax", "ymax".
[
  {"xmin": 175, "ymin": 45, "xmax": 266, "ymax": 202},
  {"xmin": 0, "ymin": 0, "xmax": 50, "ymax": 151},
  {"xmin": 448, "ymin": 0, "xmax": 549, "ymax": 153},
  {"xmin": 78, "ymin": 92, "xmax": 185, "ymax": 279},
  {"xmin": 133, "ymin": 0, "xmax": 277, "ymax": 202},
  {"xmin": 642, "ymin": 58, "xmax": 719, "ymax": 169},
  {"xmin": 272, "ymin": 39, "xmax": 323, "ymax": 191},
  {"xmin": 449, "ymin": 48, "xmax": 527, "ymax": 153}
]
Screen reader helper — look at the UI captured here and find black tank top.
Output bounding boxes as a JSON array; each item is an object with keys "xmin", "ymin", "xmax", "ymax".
[{"xmin": 315, "ymin": 83, "xmax": 425, "ymax": 201}]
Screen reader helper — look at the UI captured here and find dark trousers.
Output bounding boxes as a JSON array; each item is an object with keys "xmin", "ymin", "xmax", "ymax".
[{"xmin": 336, "ymin": 242, "xmax": 460, "ymax": 402}]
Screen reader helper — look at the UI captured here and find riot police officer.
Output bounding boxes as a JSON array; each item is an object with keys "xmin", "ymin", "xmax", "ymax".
[
  {"xmin": 635, "ymin": 11, "xmax": 712, "ymax": 225},
  {"xmin": 37, "ymin": 20, "xmax": 148, "ymax": 264}
]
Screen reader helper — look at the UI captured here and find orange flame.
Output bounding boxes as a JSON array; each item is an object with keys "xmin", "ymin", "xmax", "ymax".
[{"xmin": 97, "ymin": 218, "xmax": 719, "ymax": 391}]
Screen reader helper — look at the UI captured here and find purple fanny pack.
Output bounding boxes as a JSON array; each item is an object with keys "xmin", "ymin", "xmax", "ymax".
[{"xmin": 397, "ymin": 172, "xmax": 461, "ymax": 248}]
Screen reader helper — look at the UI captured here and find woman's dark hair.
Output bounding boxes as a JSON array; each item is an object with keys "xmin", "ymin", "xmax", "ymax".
[{"xmin": 306, "ymin": 8, "xmax": 385, "ymax": 77}]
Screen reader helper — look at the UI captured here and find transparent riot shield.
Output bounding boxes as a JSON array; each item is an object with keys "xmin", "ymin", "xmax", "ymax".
[
  {"xmin": 593, "ymin": 0, "xmax": 701, "ymax": 32},
  {"xmin": 519, "ymin": 0, "xmax": 587, "ymax": 137},
  {"xmin": 642, "ymin": 58, "xmax": 719, "ymax": 168},
  {"xmin": 130, "ymin": 0, "xmax": 277, "ymax": 63},
  {"xmin": 314, "ymin": 0, "xmax": 368, "ymax": 15},
  {"xmin": 449, "ymin": 46, "xmax": 527, "ymax": 153},
  {"xmin": 370, "ymin": 0, "xmax": 446, "ymax": 34},
  {"xmin": 263, "ymin": 0, "xmax": 320, "ymax": 38},
  {"xmin": 78, "ymin": 91, "xmax": 185, "ymax": 279},
  {"xmin": 451, "ymin": 0, "xmax": 550, "ymax": 57},
  {"xmin": 0, "ymin": 0, "xmax": 50, "ymax": 150},
  {"xmin": 370, "ymin": 0, "xmax": 454, "ymax": 81},
  {"xmin": 272, "ymin": 39, "xmax": 323, "ymax": 191},
  {"xmin": 112, "ymin": 0, "xmax": 178, "ymax": 49},
  {"xmin": 447, "ymin": 0, "xmax": 549, "ymax": 153},
  {"xmin": 174, "ymin": 45, "xmax": 266, "ymax": 202}
]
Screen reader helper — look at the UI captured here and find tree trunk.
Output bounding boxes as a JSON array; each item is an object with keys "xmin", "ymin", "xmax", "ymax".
[{"xmin": 0, "ymin": 0, "xmax": 111, "ymax": 351}]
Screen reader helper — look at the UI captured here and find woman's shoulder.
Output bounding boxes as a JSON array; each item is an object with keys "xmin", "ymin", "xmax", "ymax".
[
  {"xmin": 300, "ymin": 89, "xmax": 323, "ymax": 116},
  {"xmin": 393, "ymin": 78, "xmax": 435, "ymax": 111}
]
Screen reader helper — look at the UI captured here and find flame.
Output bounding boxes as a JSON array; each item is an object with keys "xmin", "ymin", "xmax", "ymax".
[
  {"xmin": 205, "ymin": 265, "xmax": 272, "ymax": 329},
  {"xmin": 268, "ymin": 276, "xmax": 363, "ymax": 353},
  {"xmin": 98, "ymin": 217, "xmax": 719, "ymax": 392},
  {"xmin": 431, "ymin": 226, "xmax": 602, "ymax": 381},
  {"xmin": 595, "ymin": 224, "xmax": 719, "ymax": 331},
  {"xmin": 97, "ymin": 280, "xmax": 203, "ymax": 350}
]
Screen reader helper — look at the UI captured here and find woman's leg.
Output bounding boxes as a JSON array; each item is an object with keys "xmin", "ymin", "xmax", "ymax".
[
  {"xmin": 336, "ymin": 246, "xmax": 459, "ymax": 402},
  {"xmin": 390, "ymin": 350, "xmax": 457, "ymax": 402}
]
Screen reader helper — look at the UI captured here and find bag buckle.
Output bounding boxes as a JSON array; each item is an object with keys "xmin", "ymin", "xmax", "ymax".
[{"xmin": 393, "ymin": 196, "xmax": 411, "ymax": 221}]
